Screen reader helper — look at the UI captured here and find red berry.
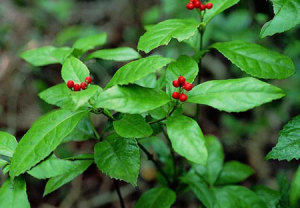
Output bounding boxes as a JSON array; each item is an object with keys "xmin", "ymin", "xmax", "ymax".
[
  {"xmin": 194, "ymin": 0, "xmax": 201, "ymax": 8},
  {"xmin": 173, "ymin": 80, "xmax": 180, "ymax": 88},
  {"xmin": 184, "ymin": 82, "xmax": 193, "ymax": 91},
  {"xmin": 80, "ymin": 82, "xmax": 87, "ymax": 90},
  {"xmin": 178, "ymin": 76, "xmax": 186, "ymax": 86},
  {"xmin": 85, "ymin": 76, "xmax": 92, "ymax": 84},
  {"xmin": 67, "ymin": 80, "xmax": 74, "ymax": 89},
  {"xmin": 172, "ymin": 92, "xmax": 180, "ymax": 99},
  {"xmin": 74, "ymin": 84, "xmax": 80, "ymax": 91},
  {"xmin": 200, "ymin": 4, "xmax": 206, "ymax": 10},
  {"xmin": 186, "ymin": 3, "xmax": 194, "ymax": 10},
  {"xmin": 179, "ymin": 93, "xmax": 188, "ymax": 102},
  {"xmin": 206, "ymin": 3, "xmax": 213, "ymax": 9}
]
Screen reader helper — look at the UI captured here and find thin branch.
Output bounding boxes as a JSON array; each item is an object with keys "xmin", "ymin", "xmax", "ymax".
[
  {"xmin": 114, "ymin": 180, "xmax": 125, "ymax": 208},
  {"xmin": 138, "ymin": 143, "xmax": 171, "ymax": 186},
  {"xmin": 148, "ymin": 102, "xmax": 178, "ymax": 125}
]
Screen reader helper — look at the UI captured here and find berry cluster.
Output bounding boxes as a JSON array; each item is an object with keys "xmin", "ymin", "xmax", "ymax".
[
  {"xmin": 67, "ymin": 76, "xmax": 92, "ymax": 91},
  {"xmin": 186, "ymin": 0, "xmax": 213, "ymax": 11},
  {"xmin": 172, "ymin": 76, "xmax": 193, "ymax": 102}
]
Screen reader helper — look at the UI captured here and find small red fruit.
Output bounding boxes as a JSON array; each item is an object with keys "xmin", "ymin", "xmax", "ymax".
[
  {"xmin": 74, "ymin": 84, "xmax": 81, "ymax": 91},
  {"xmin": 178, "ymin": 76, "xmax": 186, "ymax": 86},
  {"xmin": 173, "ymin": 80, "xmax": 180, "ymax": 88},
  {"xmin": 194, "ymin": 0, "xmax": 201, "ymax": 8},
  {"xmin": 184, "ymin": 82, "xmax": 193, "ymax": 91},
  {"xmin": 85, "ymin": 76, "xmax": 92, "ymax": 84},
  {"xmin": 172, "ymin": 92, "xmax": 180, "ymax": 99},
  {"xmin": 200, "ymin": 4, "xmax": 206, "ymax": 10},
  {"xmin": 186, "ymin": 3, "xmax": 194, "ymax": 10},
  {"xmin": 80, "ymin": 82, "xmax": 87, "ymax": 90},
  {"xmin": 206, "ymin": 3, "xmax": 213, "ymax": 9},
  {"xmin": 67, "ymin": 80, "xmax": 74, "ymax": 89},
  {"xmin": 179, "ymin": 93, "xmax": 188, "ymax": 102}
]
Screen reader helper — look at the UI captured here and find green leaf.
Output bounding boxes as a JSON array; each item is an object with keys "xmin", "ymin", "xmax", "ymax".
[
  {"xmin": 73, "ymin": 33, "xmax": 107, "ymax": 53},
  {"xmin": 61, "ymin": 56, "xmax": 90, "ymax": 83},
  {"xmin": 136, "ymin": 187, "xmax": 176, "ymax": 208},
  {"xmin": 194, "ymin": 136, "xmax": 224, "ymax": 185},
  {"xmin": 44, "ymin": 160, "xmax": 92, "ymax": 196},
  {"xmin": 94, "ymin": 137, "xmax": 140, "ymax": 185},
  {"xmin": 0, "ymin": 131, "xmax": 18, "ymax": 157},
  {"xmin": 138, "ymin": 19, "xmax": 200, "ymax": 53},
  {"xmin": 94, "ymin": 85, "xmax": 171, "ymax": 114},
  {"xmin": 181, "ymin": 171, "xmax": 215, "ymax": 208},
  {"xmin": 0, "ymin": 159, "xmax": 7, "ymax": 168},
  {"xmin": 166, "ymin": 55, "xmax": 198, "ymax": 95},
  {"xmin": 266, "ymin": 115, "xmax": 300, "ymax": 161},
  {"xmin": 290, "ymin": 166, "xmax": 300, "ymax": 206},
  {"xmin": 106, "ymin": 56, "xmax": 173, "ymax": 88},
  {"xmin": 113, "ymin": 114, "xmax": 153, "ymax": 138},
  {"xmin": 27, "ymin": 154, "xmax": 75, "ymax": 179},
  {"xmin": 10, "ymin": 109, "xmax": 88, "ymax": 178},
  {"xmin": 253, "ymin": 186, "xmax": 281, "ymax": 208},
  {"xmin": 39, "ymin": 83, "xmax": 73, "ymax": 108},
  {"xmin": 212, "ymin": 40, "xmax": 295, "ymax": 79},
  {"xmin": 0, "ymin": 177, "xmax": 30, "ymax": 208},
  {"xmin": 62, "ymin": 117, "xmax": 95, "ymax": 143},
  {"xmin": 135, "ymin": 73, "xmax": 157, "ymax": 88},
  {"xmin": 70, "ymin": 85, "xmax": 102, "ymax": 110},
  {"xmin": 213, "ymin": 185, "xmax": 267, "ymax": 208},
  {"xmin": 260, "ymin": 0, "xmax": 300, "ymax": 38},
  {"xmin": 20, "ymin": 46, "xmax": 73, "ymax": 66},
  {"xmin": 204, "ymin": 0, "xmax": 240, "ymax": 23},
  {"xmin": 215, "ymin": 161, "xmax": 254, "ymax": 185},
  {"xmin": 166, "ymin": 115, "xmax": 207, "ymax": 165},
  {"xmin": 188, "ymin": 77, "xmax": 285, "ymax": 112},
  {"xmin": 85, "ymin": 47, "xmax": 141, "ymax": 62}
]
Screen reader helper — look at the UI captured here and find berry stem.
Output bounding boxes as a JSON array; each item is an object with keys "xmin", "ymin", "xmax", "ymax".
[{"xmin": 148, "ymin": 102, "xmax": 178, "ymax": 124}]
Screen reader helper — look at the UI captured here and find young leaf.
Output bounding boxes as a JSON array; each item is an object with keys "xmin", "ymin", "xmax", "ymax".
[
  {"xmin": 188, "ymin": 77, "xmax": 285, "ymax": 112},
  {"xmin": 135, "ymin": 187, "xmax": 176, "ymax": 208},
  {"xmin": 166, "ymin": 115, "xmax": 207, "ymax": 165},
  {"xmin": 20, "ymin": 46, "xmax": 73, "ymax": 66},
  {"xmin": 290, "ymin": 166, "xmax": 300, "ymax": 206},
  {"xmin": 94, "ymin": 85, "xmax": 171, "ymax": 114},
  {"xmin": 106, "ymin": 56, "xmax": 173, "ymax": 88},
  {"xmin": 27, "ymin": 154, "xmax": 75, "ymax": 179},
  {"xmin": 94, "ymin": 137, "xmax": 140, "ymax": 185},
  {"xmin": 213, "ymin": 185, "xmax": 268, "ymax": 208},
  {"xmin": 10, "ymin": 109, "xmax": 88, "ymax": 178},
  {"xmin": 260, "ymin": 0, "xmax": 300, "ymax": 38},
  {"xmin": 138, "ymin": 19, "xmax": 200, "ymax": 53},
  {"xmin": 62, "ymin": 117, "xmax": 95, "ymax": 143},
  {"xmin": 181, "ymin": 171, "xmax": 215, "ymax": 208},
  {"xmin": 70, "ymin": 85, "xmax": 102, "ymax": 110},
  {"xmin": 0, "ymin": 159, "xmax": 7, "ymax": 168},
  {"xmin": 0, "ymin": 131, "xmax": 18, "ymax": 157},
  {"xmin": 61, "ymin": 56, "xmax": 90, "ymax": 83},
  {"xmin": 39, "ymin": 83, "xmax": 73, "ymax": 108},
  {"xmin": 166, "ymin": 55, "xmax": 198, "ymax": 95},
  {"xmin": 204, "ymin": 0, "xmax": 240, "ymax": 23},
  {"xmin": 194, "ymin": 136, "xmax": 224, "ymax": 185},
  {"xmin": 44, "ymin": 160, "xmax": 93, "ymax": 196},
  {"xmin": 213, "ymin": 40, "xmax": 295, "ymax": 79},
  {"xmin": 266, "ymin": 115, "xmax": 300, "ymax": 161},
  {"xmin": 85, "ymin": 47, "xmax": 141, "ymax": 62},
  {"xmin": 0, "ymin": 177, "xmax": 30, "ymax": 208},
  {"xmin": 113, "ymin": 114, "xmax": 153, "ymax": 138},
  {"xmin": 73, "ymin": 33, "xmax": 107, "ymax": 53},
  {"xmin": 215, "ymin": 161, "xmax": 254, "ymax": 185}
]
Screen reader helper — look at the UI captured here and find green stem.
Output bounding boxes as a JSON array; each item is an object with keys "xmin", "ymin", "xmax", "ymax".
[
  {"xmin": 196, "ymin": 11, "xmax": 206, "ymax": 123},
  {"xmin": 148, "ymin": 102, "xmax": 178, "ymax": 125}
]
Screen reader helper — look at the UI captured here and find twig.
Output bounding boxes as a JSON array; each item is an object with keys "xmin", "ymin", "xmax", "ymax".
[
  {"xmin": 138, "ymin": 143, "xmax": 171, "ymax": 186},
  {"xmin": 114, "ymin": 180, "xmax": 125, "ymax": 208},
  {"xmin": 148, "ymin": 102, "xmax": 178, "ymax": 125}
]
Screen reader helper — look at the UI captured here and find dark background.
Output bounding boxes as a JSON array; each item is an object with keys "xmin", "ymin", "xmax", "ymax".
[{"xmin": 0, "ymin": 0, "xmax": 299, "ymax": 207}]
